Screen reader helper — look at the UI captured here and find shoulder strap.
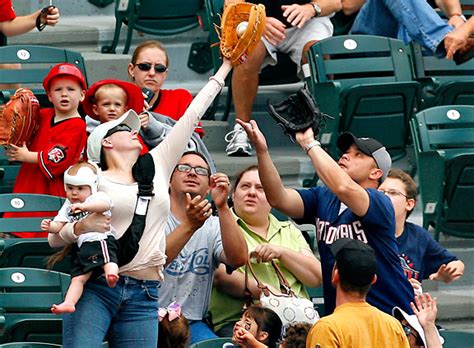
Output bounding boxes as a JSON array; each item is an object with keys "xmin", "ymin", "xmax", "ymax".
[{"xmin": 117, "ymin": 153, "xmax": 155, "ymax": 266}]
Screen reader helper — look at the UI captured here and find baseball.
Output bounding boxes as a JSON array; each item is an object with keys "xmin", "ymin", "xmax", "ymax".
[{"xmin": 236, "ymin": 21, "xmax": 248, "ymax": 37}]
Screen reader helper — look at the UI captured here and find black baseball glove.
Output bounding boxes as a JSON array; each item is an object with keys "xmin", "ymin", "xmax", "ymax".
[{"xmin": 267, "ymin": 86, "xmax": 331, "ymax": 142}]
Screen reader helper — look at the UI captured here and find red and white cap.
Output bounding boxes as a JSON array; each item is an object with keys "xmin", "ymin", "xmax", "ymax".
[
  {"xmin": 43, "ymin": 62, "xmax": 87, "ymax": 91},
  {"xmin": 82, "ymin": 79, "xmax": 144, "ymax": 119}
]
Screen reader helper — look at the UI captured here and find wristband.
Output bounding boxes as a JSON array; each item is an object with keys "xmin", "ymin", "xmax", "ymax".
[{"xmin": 304, "ymin": 140, "xmax": 321, "ymax": 153}]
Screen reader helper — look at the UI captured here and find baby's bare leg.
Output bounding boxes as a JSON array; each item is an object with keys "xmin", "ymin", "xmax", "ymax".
[
  {"xmin": 51, "ymin": 272, "xmax": 91, "ymax": 314},
  {"xmin": 104, "ymin": 262, "xmax": 119, "ymax": 288}
]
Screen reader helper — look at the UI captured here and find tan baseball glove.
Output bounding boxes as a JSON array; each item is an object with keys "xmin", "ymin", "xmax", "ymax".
[
  {"xmin": 218, "ymin": 1, "xmax": 266, "ymax": 66},
  {"xmin": 0, "ymin": 88, "xmax": 41, "ymax": 146}
]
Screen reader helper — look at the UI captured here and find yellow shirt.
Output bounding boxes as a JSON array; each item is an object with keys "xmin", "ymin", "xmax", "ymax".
[{"xmin": 306, "ymin": 302, "xmax": 409, "ymax": 348}]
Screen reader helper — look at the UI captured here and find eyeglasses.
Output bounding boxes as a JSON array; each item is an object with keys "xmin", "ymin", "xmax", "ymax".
[
  {"xmin": 175, "ymin": 164, "xmax": 210, "ymax": 177},
  {"xmin": 402, "ymin": 323, "xmax": 424, "ymax": 346},
  {"xmin": 105, "ymin": 123, "xmax": 132, "ymax": 138},
  {"xmin": 135, "ymin": 63, "xmax": 167, "ymax": 73},
  {"xmin": 378, "ymin": 189, "xmax": 409, "ymax": 199}
]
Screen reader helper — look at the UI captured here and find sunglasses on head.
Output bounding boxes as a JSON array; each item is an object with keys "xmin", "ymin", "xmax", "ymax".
[
  {"xmin": 135, "ymin": 63, "xmax": 167, "ymax": 73},
  {"xmin": 105, "ymin": 123, "xmax": 132, "ymax": 138},
  {"xmin": 402, "ymin": 323, "xmax": 424, "ymax": 346},
  {"xmin": 175, "ymin": 164, "xmax": 210, "ymax": 177}
]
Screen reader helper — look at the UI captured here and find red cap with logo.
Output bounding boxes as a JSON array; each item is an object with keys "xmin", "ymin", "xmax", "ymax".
[
  {"xmin": 82, "ymin": 79, "xmax": 144, "ymax": 120},
  {"xmin": 42, "ymin": 62, "xmax": 87, "ymax": 91}
]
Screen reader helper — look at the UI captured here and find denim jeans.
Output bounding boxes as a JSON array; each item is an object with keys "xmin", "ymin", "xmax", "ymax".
[
  {"xmin": 62, "ymin": 275, "xmax": 160, "ymax": 348},
  {"xmin": 188, "ymin": 320, "xmax": 218, "ymax": 346},
  {"xmin": 351, "ymin": 0, "xmax": 453, "ymax": 57}
]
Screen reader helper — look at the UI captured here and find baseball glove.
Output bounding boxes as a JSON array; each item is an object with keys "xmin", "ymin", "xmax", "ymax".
[
  {"xmin": 217, "ymin": 1, "xmax": 266, "ymax": 66},
  {"xmin": 267, "ymin": 86, "xmax": 332, "ymax": 142},
  {"xmin": 0, "ymin": 88, "xmax": 41, "ymax": 146}
]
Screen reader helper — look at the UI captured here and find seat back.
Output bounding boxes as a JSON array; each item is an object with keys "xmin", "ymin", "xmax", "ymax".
[
  {"xmin": 0, "ymin": 148, "xmax": 20, "ymax": 194},
  {"xmin": 308, "ymin": 35, "xmax": 420, "ymax": 159},
  {"xmin": 0, "ymin": 194, "xmax": 65, "ymax": 235},
  {"xmin": 0, "ymin": 342, "xmax": 61, "ymax": 348},
  {"xmin": 441, "ymin": 330, "xmax": 474, "ymax": 348},
  {"xmin": 410, "ymin": 105, "xmax": 474, "ymax": 239},
  {"xmin": 411, "ymin": 43, "xmax": 474, "ymax": 108},
  {"xmin": 0, "ymin": 45, "xmax": 88, "ymax": 107}
]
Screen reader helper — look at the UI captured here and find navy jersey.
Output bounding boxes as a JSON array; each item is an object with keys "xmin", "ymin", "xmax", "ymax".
[
  {"xmin": 296, "ymin": 186, "xmax": 414, "ymax": 315},
  {"xmin": 397, "ymin": 222, "xmax": 458, "ymax": 281}
]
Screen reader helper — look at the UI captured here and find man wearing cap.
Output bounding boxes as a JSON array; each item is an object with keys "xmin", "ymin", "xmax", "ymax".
[
  {"xmin": 306, "ymin": 238, "xmax": 409, "ymax": 347},
  {"xmin": 238, "ymin": 120, "xmax": 414, "ymax": 316}
]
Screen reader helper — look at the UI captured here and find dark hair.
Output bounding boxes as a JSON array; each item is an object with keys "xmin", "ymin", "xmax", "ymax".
[
  {"xmin": 387, "ymin": 168, "xmax": 417, "ymax": 218},
  {"xmin": 245, "ymin": 306, "xmax": 282, "ymax": 347},
  {"xmin": 181, "ymin": 150, "xmax": 210, "ymax": 169},
  {"xmin": 337, "ymin": 266, "xmax": 372, "ymax": 296},
  {"xmin": 233, "ymin": 165, "xmax": 259, "ymax": 193},
  {"xmin": 131, "ymin": 40, "xmax": 169, "ymax": 67},
  {"xmin": 158, "ymin": 314, "xmax": 189, "ymax": 348},
  {"xmin": 280, "ymin": 323, "xmax": 312, "ymax": 348}
]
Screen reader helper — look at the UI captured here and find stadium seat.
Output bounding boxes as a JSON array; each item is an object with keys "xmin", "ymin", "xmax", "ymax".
[
  {"xmin": 0, "ymin": 45, "xmax": 88, "ymax": 107},
  {"xmin": 102, "ymin": 0, "xmax": 203, "ymax": 54},
  {"xmin": 0, "ymin": 193, "xmax": 65, "ymax": 235},
  {"xmin": 189, "ymin": 337, "xmax": 233, "ymax": 348},
  {"xmin": 440, "ymin": 330, "xmax": 474, "ymax": 348},
  {"xmin": 409, "ymin": 105, "xmax": 474, "ymax": 240},
  {"xmin": 0, "ymin": 148, "xmax": 20, "ymax": 194},
  {"xmin": 202, "ymin": 0, "xmax": 300, "ymax": 121},
  {"xmin": 306, "ymin": 286, "xmax": 325, "ymax": 316},
  {"xmin": 0, "ymin": 342, "xmax": 61, "ymax": 348},
  {"xmin": 410, "ymin": 43, "xmax": 474, "ymax": 110},
  {"xmin": 0, "ymin": 267, "xmax": 70, "ymax": 344},
  {"xmin": 307, "ymin": 35, "xmax": 421, "ymax": 160}
]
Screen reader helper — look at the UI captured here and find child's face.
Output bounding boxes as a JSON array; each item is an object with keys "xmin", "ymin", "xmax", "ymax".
[
  {"xmin": 65, "ymin": 184, "xmax": 92, "ymax": 203},
  {"xmin": 233, "ymin": 311, "xmax": 260, "ymax": 342},
  {"xmin": 47, "ymin": 77, "xmax": 85, "ymax": 115},
  {"xmin": 92, "ymin": 87, "xmax": 128, "ymax": 123}
]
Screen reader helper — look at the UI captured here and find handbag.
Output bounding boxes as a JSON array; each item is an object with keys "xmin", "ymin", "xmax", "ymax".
[{"xmin": 244, "ymin": 260, "xmax": 320, "ymax": 326}]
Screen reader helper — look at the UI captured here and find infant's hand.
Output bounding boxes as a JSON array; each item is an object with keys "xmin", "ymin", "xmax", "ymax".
[
  {"xmin": 69, "ymin": 203, "xmax": 85, "ymax": 214},
  {"xmin": 40, "ymin": 219, "xmax": 51, "ymax": 231}
]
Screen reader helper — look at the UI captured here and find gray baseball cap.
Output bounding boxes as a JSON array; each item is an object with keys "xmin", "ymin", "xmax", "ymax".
[{"xmin": 337, "ymin": 133, "xmax": 392, "ymax": 181}]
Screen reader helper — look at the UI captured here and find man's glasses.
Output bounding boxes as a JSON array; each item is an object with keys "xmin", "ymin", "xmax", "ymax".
[
  {"xmin": 175, "ymin": 164, "xmax": 210, "ymax": 177},
  {"xmin": 135, "ymin": 63, "xmax": 167, "ymax": 73},
  {"xmin": 378, "ymin": 189, "xmax": 409, "ymax": 199},
  {"xmin": 105, "ymin": 123, "xmax": 132, "ymax": 138},
  {"xmin": 402, "ymin": 323, "xmax": 424, "ymax": 346}
]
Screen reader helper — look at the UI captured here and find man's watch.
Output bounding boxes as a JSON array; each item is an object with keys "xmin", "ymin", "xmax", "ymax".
[{"xmin": 311, "ymin": 2, "xmax": 322, "ymax": 17}]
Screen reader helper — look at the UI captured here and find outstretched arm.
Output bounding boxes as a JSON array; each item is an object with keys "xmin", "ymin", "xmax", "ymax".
[
  {"xmin": 296, "ymin": 128, "xmax": 370, "ymax": 217},
  {"xmin": 70, "ymin": 200, "xmax": 110, "ymax": 215},
  {"xmin": 0, "ymin": 7, "xmax": 59, "ymax": 36},
  {"xmin": 411, "ymin": 293, "xmax": 442, "ymax": 348},
  {"xmin": 429, "ymin": 260, "xmax": 465, "ymax": 283},
  {"xmin": 237, "ymin": 120, "xmax": 305, "ymax": 219}
]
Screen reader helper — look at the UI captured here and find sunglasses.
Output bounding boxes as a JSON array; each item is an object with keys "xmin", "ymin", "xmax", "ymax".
[
  {"xmin": 402, "ymin": 323, "xmax": 424, "ymax": 346},
  {"xmin": 135, "ymin": 63, "xmax": 167, "ymax": 73},
  {"xmin": 175, "ymin": 164, "xmax": 210, "ymax": 177},
  {"xmin": 105, "ymin": 123, "xmax": 132, "ymax": 138}
]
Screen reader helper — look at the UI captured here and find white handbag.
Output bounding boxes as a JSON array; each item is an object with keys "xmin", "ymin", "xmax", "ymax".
[{"xmin": 245, "ymin": 260, "xmax": 320, "ymax": 326}]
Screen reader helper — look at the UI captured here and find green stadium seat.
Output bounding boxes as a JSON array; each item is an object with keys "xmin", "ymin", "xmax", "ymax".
[
  {"xmin": 0, "ymin": 45, "xmax": 88, "ymax": 107},
  {"xmin": 0, "ymin": 267, "xmax": 70, "ymax": 344},
  {"xmin": 409, "ymin": 105, "xmax": 474, "ymax": 240},
  {"xmin": 306, "ymin": 286, "xmax": 324, "ymax": 316},
  {"xmin": 410, "ymin": 43, "xmax": 474, "ymax": 110},
  {"xmin": 189, "ymin": 337, "xmax": 233, "ymax": 348},
  {"xmin": 307, "ymin": 35, "xmax": 421, "ymax": 160},
  {"xmin": 0, "ymin": 147, "xmax": 20, "ymax": 194},
  {"xmin": 0, "ymin": 342, "xmax": 61, "ymax": 348},
  {"xmin": 102, "ymin": 0, "xmax": 203, "ymax": 54},
  {"xmin": 0, "ymin": 193, "xmax": 65, "ymax": 235},
  {"xmin": 440, "ymin": 330, "xmax": 474, "ymax": 348}
]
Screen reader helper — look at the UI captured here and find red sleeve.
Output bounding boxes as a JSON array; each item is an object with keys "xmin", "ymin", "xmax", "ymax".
[
  {"xmin": 38, "ymin": 118, "xmax": 87, "ymax": 179},
  {"xmin": 0, "ymin": 1, "xmax": 16, "ymax": 22}
]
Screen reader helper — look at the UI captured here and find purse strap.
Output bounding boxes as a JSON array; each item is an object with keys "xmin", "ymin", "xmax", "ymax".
[{"xmin": 270, "ymin": 260, "xmax": 296, "ymax": 297}]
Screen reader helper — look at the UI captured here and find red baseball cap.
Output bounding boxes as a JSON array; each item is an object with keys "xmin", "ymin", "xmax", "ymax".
[
  {"xmin": 42, "ymin": 62, "xmax": 87, "ymax": 91},
  {"xmin": 82, "ymin": 79, "xmax": 144, "ymax": 120}
]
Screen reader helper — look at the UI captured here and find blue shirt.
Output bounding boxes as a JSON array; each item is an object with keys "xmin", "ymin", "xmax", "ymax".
[
  {"xmin": 397, "ymin": 222, "xmax": 458, "ymax": 281},
  {"xmin": 297, "ymin": 186, "xmax": 414, "ymax": 315}
]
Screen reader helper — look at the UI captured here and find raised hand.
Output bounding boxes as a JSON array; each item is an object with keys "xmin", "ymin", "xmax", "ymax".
[
  {"xmin": 236, "ymin": 119, "xmax": 268, "ymax": 154},
  {"xmin": 210, "ymin": 173, "xmax": 231, "ymax": 209},
  {"xmin": 183, "ymin": 193, "xmax": 212, "ymax": 231},
  {"xmin": 429, "ymin": 263, "xmax": 464, "ymax": 283}
]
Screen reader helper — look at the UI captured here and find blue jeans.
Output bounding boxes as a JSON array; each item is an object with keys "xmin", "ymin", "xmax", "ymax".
[
  {"xmin": 189, "ymin": 321, "xmax": 218, "ymax": 346},
  {"xmin": 63, "ymin": 275, "xmax": 160, "ymax": 348},
  {"xmin": 351, "ymin": 0, "xmax": 453, "ymax": 57}
]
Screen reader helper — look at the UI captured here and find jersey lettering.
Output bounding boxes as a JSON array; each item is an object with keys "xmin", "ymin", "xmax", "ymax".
[
  {"xmin": 316, "ymin": 218, "xmax": 368, "ymax": 244},
  {"xmin": 47, "ymin": 145, "xmax": 66, "ymax": 163}
]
